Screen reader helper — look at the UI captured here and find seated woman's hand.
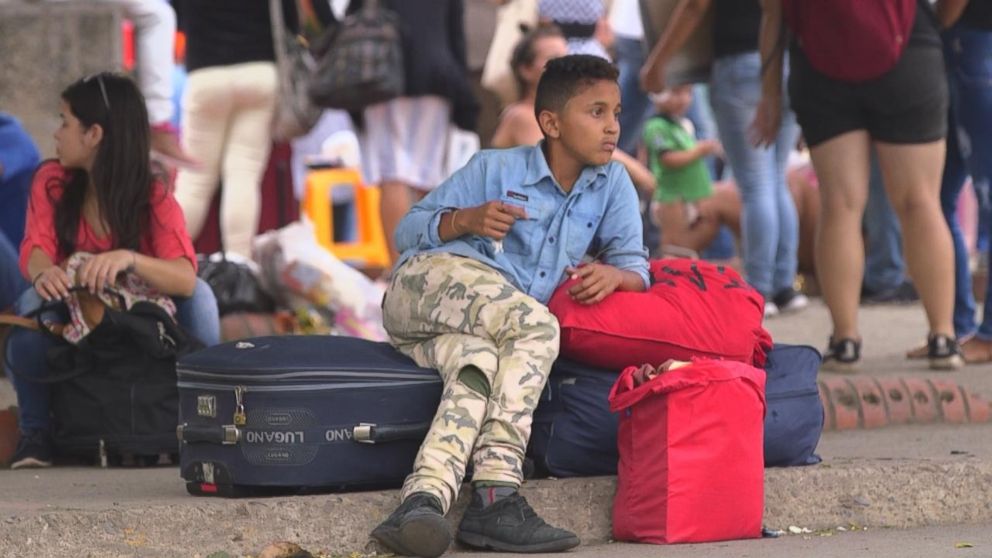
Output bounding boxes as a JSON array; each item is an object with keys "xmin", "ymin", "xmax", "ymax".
[
  {"xmin": 32, "ymin": 266, "xmax": 73, "ymax": 301},
  {"xmin": 77, "ymin": 250, "xmax": 135, "ymax": 294},
  {"xmin": 566, "ymin": 263, "xmax": 623, "ymax": 305}
]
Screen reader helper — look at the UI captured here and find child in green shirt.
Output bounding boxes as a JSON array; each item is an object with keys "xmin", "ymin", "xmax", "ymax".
[{"xmin": 643, "ymin": 84, "xmax": 722, "ymax": 225}]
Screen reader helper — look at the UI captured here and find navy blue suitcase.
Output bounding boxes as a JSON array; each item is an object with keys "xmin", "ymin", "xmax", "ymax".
[
  {"xmin": 528, "ymin": 344, "xmax": 824, "ymax": 477},
  {"xmin": 176, "ymin": 336, "xmax": 442, "ymax": 496},
  {"xmin": 528, "ymin": 358, "xmax": 620, "ymax": 477},
  {"xmin": 763, "ymin": 343, "xmax": 824, "ymax": 467}
]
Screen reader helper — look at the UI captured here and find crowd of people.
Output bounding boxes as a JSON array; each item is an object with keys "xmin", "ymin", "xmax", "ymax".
[{"xmin": 1, "ymin": 0, "xmax": 990, "ymax": 556}]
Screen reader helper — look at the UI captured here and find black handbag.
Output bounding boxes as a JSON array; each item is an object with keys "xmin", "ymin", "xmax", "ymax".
[
  {"xmin": 308, "ymin": 0, "xmax": 405, "ymax": 112},
  {"xmin": 3, "ymin": 290, "xmax": 202, "ymax": 464},
  {"xmin": 197, "ymin": 253, "xmax": 276, "ymax": 316}
]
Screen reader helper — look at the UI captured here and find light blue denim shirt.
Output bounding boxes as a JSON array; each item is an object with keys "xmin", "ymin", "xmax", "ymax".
[{"xmin": 394, "ymin": 144, "xmax": 649, "ymax": 305}]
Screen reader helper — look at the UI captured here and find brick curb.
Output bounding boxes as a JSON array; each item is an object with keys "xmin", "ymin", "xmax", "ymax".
[{"xmin": 819, "ymin": 376, "xmax": 991, "ymax": 431}]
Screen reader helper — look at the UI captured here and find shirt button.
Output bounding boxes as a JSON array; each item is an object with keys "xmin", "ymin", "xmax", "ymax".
[
  {"xmin": 549, "ymin": 236, "xmax": 555, "ymax": 244},
  {"xmin": 587, "ymin": 222, "xmax": 593, "ymax": 228},
  {"xmin": 540, "ymin": 271, "xmax": 546, "ymax": 278},
  {"xmin": 567, "ymin": 210, "xmax": 572, "ymax": 216}
]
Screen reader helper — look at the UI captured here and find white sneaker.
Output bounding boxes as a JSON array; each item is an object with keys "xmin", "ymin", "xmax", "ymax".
[
  {"xmin": 773, "ymin": 288, "xmax": 810, "ymax": 314},
  {"xmin": 763, "ymin": 301, "xmax": 780, "ymax": 318}
]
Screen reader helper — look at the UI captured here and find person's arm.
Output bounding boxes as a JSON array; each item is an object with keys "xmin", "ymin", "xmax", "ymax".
[
  {"xmin": 640, "ymin": 0, "xmax": 712, "ymax": 93},
  {"xmin": 750, "ymin": 0, "xmax": 786, "ymax": 147},
  {"xmin": 76, "ymin": 250, "xmax": 195, "ymax": 297},
  {"xmin": 395, "ymin": 153, "xmax": 487, "ymax": 253},
  {"xmin": 659, "ymin": 140, "xmax": 719, "ymax": 169},
  {"xmin": 935, "ymin": 0, "xmax": 970, "ymax": 29},
  {"xmin": 26, "ymin": 247, "xmax": 72, "ymax": 301},
  {"xmin": 567, "ymin": 165, "xmax": 650, "ymax": 304},
  {"xmin": 610, "ymin": 149, "xmax": 655, "ymax": 195}
]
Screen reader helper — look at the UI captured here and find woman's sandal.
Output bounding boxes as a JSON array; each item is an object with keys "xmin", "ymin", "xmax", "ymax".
[{"xmin": 960, "ymin": 337, "xmax": 992, "ymax": 364}]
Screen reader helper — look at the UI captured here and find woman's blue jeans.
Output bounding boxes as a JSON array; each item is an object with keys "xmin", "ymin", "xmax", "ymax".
[
  {"xmin": 709, "ymin": 51, "xmax": 801, "ymax": 296},
  {"xmin": 939, "ymin": 25, "xmax": 992, "ymax": 339},
  {"xmin": 4, "ymin": 278, "xmax": 220, "ymax": 433},
  {"xmin": 0, "ymin": 234, "xmax": 26, "ymax": 311}
]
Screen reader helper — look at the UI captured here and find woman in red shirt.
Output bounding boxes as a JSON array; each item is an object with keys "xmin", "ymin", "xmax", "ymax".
[{"xmin": 6, "ymin": 73, "xmax": 219, "ymax": 469}]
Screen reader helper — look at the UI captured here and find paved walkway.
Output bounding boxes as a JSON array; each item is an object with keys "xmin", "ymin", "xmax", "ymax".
[{"xmin": 0, "ymin": 299, "xmax": 990, "ymax": 556}]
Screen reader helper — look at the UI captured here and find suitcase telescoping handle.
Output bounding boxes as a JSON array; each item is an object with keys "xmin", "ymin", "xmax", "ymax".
[
  {"xmin": 353, "ymin": 422, "xmax": 431, "ymax": 444},
  {"xmin": 177, "ymin": 423, "xmax": 241, "ymax": 445}
]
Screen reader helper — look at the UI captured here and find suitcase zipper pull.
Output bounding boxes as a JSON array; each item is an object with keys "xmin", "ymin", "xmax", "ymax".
[{"xmin": 233, "ymin": 386, "xmax": 247, "ymax": 426}]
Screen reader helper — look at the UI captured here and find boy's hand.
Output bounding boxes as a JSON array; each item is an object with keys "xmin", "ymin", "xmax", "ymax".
[
  {"xmin": 459, "ymin": 200, "xmax": 528, "ymax": 240},
  {"xmin": 566, "ymin": 263, "xmax": 623, "ymax": 305}
]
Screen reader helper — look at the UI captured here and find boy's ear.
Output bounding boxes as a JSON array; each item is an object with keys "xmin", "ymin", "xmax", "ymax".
[
  {"xmin": 84, "ymin": 123, "xmax": 104, "ymax": 147},
  {"xmin": 537, "ymin": 109, "xmax": 561, "ymax": 139}
]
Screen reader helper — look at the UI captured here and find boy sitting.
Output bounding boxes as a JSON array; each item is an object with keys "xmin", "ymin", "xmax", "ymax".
[{"xmin": 371, "ymin": 54, "xmax": 649, "ymax": 557}]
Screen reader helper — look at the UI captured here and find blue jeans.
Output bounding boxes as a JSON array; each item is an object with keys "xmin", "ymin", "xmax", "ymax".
[
  {"xmin": 0, "ymin": 234, "xmax": 26, "ymax": 311},
  {"xmin": 939, "ymin": 25, "xmax": 992, "ymax": 339},
  {"xmin": 5, "ymin": 278, "xmax": 220, "ymax": 433},
  {"xmin": 863, "ymin": 154, "xmax": 906, "ymax": 293},
  {"xmin": 709, "ymin": 51, "xmax": 800, "ymax": 296},
  {"xmin": 615, "ymin": 36, "xmax": 656, "ymax": 155}
]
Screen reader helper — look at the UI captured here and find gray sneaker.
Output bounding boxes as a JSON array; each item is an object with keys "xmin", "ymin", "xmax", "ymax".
[
  {"xmin": 371, "ymin": 492, "xmax": 450, "ymax": 558},
  {"xmin": 457, "ymin": 492, "xmax": 580, "ymax": 553}
]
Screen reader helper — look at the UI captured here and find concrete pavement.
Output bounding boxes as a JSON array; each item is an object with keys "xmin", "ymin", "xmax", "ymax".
[
  {"xmin": 453, "ymin": 522, "xmax": 992, "ymax": 558},
  {"xmin": 0, "ymin": 300, "xmax": 990, "ymax": 556}
]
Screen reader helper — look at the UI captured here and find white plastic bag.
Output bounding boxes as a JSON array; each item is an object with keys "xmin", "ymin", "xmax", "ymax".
[{"xmin": 253, "ymin": 222, "xmax": 388, "ymax": 341}]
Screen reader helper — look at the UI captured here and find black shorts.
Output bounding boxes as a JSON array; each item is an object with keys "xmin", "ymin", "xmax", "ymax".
[{"xmin": 788, "ymin": 45, "xmax": 948, "ymax": 148}]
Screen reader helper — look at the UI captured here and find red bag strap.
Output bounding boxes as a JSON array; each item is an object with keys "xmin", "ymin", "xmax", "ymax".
[{"xmin": 609, "ymin": 360, "xmax": 767, "ymax": 413}]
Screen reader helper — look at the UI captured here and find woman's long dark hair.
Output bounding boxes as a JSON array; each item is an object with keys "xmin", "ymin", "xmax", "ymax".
[{"xmin": 52, "ymin": 73, "xmax": 158, "ymax": 255}]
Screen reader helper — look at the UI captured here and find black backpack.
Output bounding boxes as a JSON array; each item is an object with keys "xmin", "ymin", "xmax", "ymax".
[
  {"xmin": 308, "ymin": 0, "xmax": 405, "ymax": 111},
  {"xmin": 6, "ymin": 294, "xmax": 202, "ymax": 465}
]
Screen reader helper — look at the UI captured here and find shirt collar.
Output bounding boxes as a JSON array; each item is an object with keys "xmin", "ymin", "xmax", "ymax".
[{"xmin": 522, "ymin": 142, "xmax": 610, "ymax": 190}]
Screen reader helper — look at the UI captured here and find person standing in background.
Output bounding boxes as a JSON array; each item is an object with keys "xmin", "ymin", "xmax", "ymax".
[
  {"xmin": 538, "ymin": 0, "xmax": 612, "ymax": 59},
  {"xmin": 642, "ymin": 0, "xmax": 807, "ymax": 318},
  {"xmin": 754, "ymin": 0, "xmax": 960, "ymax": 370},
  {"xmin": 934, "ymin": 0, "xmax": 992, "ymax": 363},
  {"xmin": 351, "ymin": 0, "xmax": 479, "ymax": 267},
  {"xmin": 610, "ymin": 0, "xmax": 654, "ymax": 154},
  {"xmin": 98, "ymin": 0, "xmax": 196, "ymax": 166},
  {"xmin": 172, "ymin": 0, "xmax": 291, "ymax": 257}
]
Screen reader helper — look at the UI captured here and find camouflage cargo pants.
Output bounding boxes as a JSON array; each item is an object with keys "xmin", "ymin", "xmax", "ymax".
[{"xmin": 383, "ymin": 253, "xmax": 560, "ymax": 513}]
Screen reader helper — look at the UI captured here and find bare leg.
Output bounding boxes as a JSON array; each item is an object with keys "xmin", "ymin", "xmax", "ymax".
[
  {"xmin": 808, "ymin": 131, "xmax": 872, "ymax": 341},
  {"xmin": 654, "ymin": 201, "xmax": 720, "ymax": 256},
  {"xmin": 874, "ymin": 140, "xmax": 954, "ymax": 338}
]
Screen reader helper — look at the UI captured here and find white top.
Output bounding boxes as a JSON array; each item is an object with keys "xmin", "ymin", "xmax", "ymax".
[{"xmin": 608, "ymin": 0, "xmax": 643, "ymax": 40}]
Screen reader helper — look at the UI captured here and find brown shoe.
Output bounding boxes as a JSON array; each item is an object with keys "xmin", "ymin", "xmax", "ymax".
[
  {"xmin": 961, "ymin": 337, "xmax": 992, "ymax": 364},
  {"xmin": 905, "ymin": 341, "xmax": 929, "ymax": 360}
]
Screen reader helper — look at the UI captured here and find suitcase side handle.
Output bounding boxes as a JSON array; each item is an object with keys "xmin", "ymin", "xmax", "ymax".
[
  {"xmin": 178, "ymin": 423, "xmax": 241, "ymax": 445},
  {"xmin": 353, "ymin": 422, "xmax": 430, "ymax": 444}
]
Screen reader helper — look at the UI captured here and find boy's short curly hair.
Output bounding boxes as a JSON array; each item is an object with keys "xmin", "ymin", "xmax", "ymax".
[{"xmin": 534, "ymin": 54, "xmax": 619, "ymax": 123}]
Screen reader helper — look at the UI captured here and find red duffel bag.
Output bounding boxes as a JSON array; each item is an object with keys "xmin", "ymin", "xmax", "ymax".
[
  {"xmin": 609, "ymin": 359, "xmax": 766, "ymax": 544},
  {"xmin": 548, "ymin": 259, "xmax": 772, "ymax": 371}
]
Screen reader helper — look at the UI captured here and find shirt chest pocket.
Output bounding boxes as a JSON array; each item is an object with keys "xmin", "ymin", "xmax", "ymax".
[
  {"xmin": 500, "ymin": 199, "xmax": 546, "ymax": 256},
  {"xmin": 565, "ymin": 209, "xmax": 602, "ymax": 262}
]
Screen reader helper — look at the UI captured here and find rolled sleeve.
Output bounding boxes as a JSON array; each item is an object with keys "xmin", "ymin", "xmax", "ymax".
[
  {"xmin": 19, "ymin": 161, "xmax": 64, "ymax": 277},
  {"xmin": 396, "ymin": 205, "xmax": 456, "ymax": 253},
  {"xmin": 394, "ymin": 153, "xmax": 487, "ymax": 254}
]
